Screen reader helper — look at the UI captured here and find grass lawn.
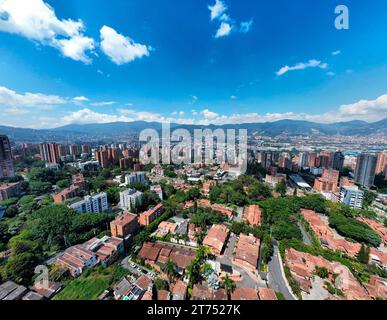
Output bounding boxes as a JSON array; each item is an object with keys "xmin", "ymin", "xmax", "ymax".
[{"xmin": 53, "ymin": 264, "xmax": 129, "ymax": 300}]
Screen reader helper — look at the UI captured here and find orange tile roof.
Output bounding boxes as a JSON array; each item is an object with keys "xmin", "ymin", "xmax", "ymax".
[
  {"xmin": 231, "ymin": 288, "xmax": 259, "ymax": 300},
  {"xmin": 243, "ymin": 205, "xmax": 262, "ymax": 226},
  {"xmin": 258, "ymin": 287, "xmax": 277, "ymax": 300},
  {"xmin": 203, "ymin": 224, "xmax": 229, "ymax": 254}
]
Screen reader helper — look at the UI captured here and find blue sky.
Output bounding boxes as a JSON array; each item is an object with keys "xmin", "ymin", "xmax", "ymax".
[{"xmin": 0, "ymin": 0, "xmax": 386, "ymax": 128}]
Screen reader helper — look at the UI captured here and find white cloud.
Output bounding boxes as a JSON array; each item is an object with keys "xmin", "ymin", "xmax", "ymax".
[
  {"xmin": 73, "ymin": 96, "xmax": 89, "ymax": 102},
  {"xmin": 53, "ymin": 35, "xmax": 95, "ymax": 64},
  {"xmin": 61, "ymin": 108, "xmax": 131, "ymax": 125},
  {"xmin": 90, "ymin": 101, "xmax": 116, "ymax": 107},
  {"xmin": 230, "ymin": 95, "xmax": 237, "ymax": 100},
  {"xmin": 240, "ymin": 20, "xmax": 253, "ymax": 33},
  {"xmin": 100, "ymin": 25, "xmax": 151, "ymax": 65},
  {"xmin": 0, "ymin": 0, "xmax": 95, "ymax": 63},
  {"xmin": 326, "ymin": 71, "xmax": 336, "ymax": 77},
  {"xmin": 338, "ymin": 94, "xmax": 387, "ymax": 117},
  {"xmin": 0, "ymin": 85, "xmax": 66, "ymax": 109},
  {"xmin": 208, "ymin": 0, "xmax": 227, "ymax": 21},
  {"xmin": 276, "ymin": 59, "xmax": 329, "ymax": 76},
  {"xmin": 332, "ymin": 50, "xmax": 341, "ymax": 56},
  {"xmin": 214, "ymin": 22, "xmax": 232, "ymax": 38},
  {"xmin": 201, "ymin": 109, "xmax": 219, "ymax": 119}
]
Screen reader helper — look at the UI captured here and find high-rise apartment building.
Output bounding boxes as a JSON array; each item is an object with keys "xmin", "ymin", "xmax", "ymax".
[
  {"xmin": 119, "ymin": 189, "xmax": 144, "ymax": 211},
  {"xmin": 69, "ymin": 145, "xmax": 80, "ymax": 156},
  {"xmin": 313, "ymin": 168, "xmax": 340, "ymax": 193},
  {"xmin": 69, "ymin": 192, "xmax": 109, "ymax": 213},
  {"xmin": 0, "ymin": 135, "xmax": 15, "ymax": 179},
  {"xmin": 82, "ymin": 144, "xmax": 91, "ymax": 155},
  {"xmin": 96, "ymin": 150, "xmax": 109, "ymax": 168},
  {"xmin": 125, "ymin": 172, "xmax": 146, "ymax": 185},
  {"xmin": 108, "ymin": 147, "xmax": 121, "ymax": 165},
  {"xmin": 339, "ymin": 186, "xmax": 364, "ymax": 210},
  {"xmin": 308, "ymin": 152, "xmax": 317, "ymax": 168},
  {"xmin": 354, "ymin": 154, "xmax": 377, "ymax": 188},
  {"xmin": 298, "ymin": 152, "xmax": 308, "ymax": 168},
  {"xmin": 39, "ymin": 142, "xmax": 60, "ymax": 164},
  {"xmin": 332, "ymin": 151, "xmax": 345, "ymax": 172},
  {"xmin": 376, "ymin": 152, "xmax": 387, "ymax": 175}
]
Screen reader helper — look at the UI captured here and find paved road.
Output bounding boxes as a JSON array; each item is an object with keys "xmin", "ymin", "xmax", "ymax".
[
  {"xmin": 121, "ymin": 256, "xmax": 155, "ymax": 279},
  {"xmin": 267, "ymin": 246, "xmax": 295, "ymax": 300},
  {"xmin": 216, "ymin": 234, "xmax": 266, "ymax": 289}
]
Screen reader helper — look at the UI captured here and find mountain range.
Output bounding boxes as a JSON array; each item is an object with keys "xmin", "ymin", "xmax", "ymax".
[{"xmin": 0, "ymin": 118, "xmax": 386, "ymax": 142}]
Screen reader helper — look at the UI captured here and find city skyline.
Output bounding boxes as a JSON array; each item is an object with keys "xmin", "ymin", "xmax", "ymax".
[{"xmin": 0, "ymin": 0, "xmax": 387, "ymax": 129}]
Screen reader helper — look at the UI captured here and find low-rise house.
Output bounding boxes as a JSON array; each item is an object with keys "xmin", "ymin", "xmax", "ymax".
[
  {"xmin": 55, "ymin": 245, "xmax": 98, "ymax": 277},
  {"xmin": 242, "ymin": 205, "xmax": 262, "ymax": 227},
  {"xmin": 72, "ymin": 174, "xmax": 85, "ymax": 191},
  {"xmin": 0, "ymin": 281, "xmax": 28, "ymax": 300},
  {"xmin": 53, "ymin": 185, "xmax": 80, "ymax": 204},
  {"xmin": 365, "ymin": 275, "xmax": 387, "ymax": 300},
  {"xmin": 233, "ymin": 234, "xmax": 260, "ymax": 273},
  {"xmin": 31, "ymin": 281, "xmax": 62, "ymax": 299},
  {"xmin": 22, "ymin": 291, "xmax": 44, "ymax": 300},
  {"xmin": 113, "ymin": 278, "xmax": 131, "ymax": 300},
  {"xmin": 285, "ymin": 248, "xmax": 370, "ymax": 300},
  {"xmin": 84, "ymin": 236, "xmax": 124, "ymax": 267},
  {"xmin": 258, "ymin": 287, "xmax": 277, "ymax": 300},
  {"xmin": 201, "ymin": 180, "xmax": 216, "ymax": 195},
  {"xmin": 197, "ymin": 199, "xmax": 234, "ymax": 219},
  {"xmin": 0, "ymin": 182, "xmax": 22, "ymax": 202},
  {"xmin": 138, "ymin": 242, "xmax": 195, "ymax": 275},
  {"xmin": 157, "ymin": 290, "xmax": 171, "ymax": 300},
  {"xmin": 55, "ymin": 236, "xmax": 123, "ymax": 276},
  {"xmin": 231, "ymin": 288, "xmax": 259, "ymax": 300},
  {"xmin": 203, "ymin": 224, "xmax": 229, "ymax": 255},
  {"xmin": 171, "ymin": 280, "xmax": 188, "ymax": 300},
  {"xmin": 154, "ymin": 221, "xmax": 178, "ymax": 238},
  {"xmin": 265, "ymin": 174, "xmax": 286, "ymax": 187},
  {"xmin": 191, "ymin": 284, "xmax": 227, "ymax": 300}
]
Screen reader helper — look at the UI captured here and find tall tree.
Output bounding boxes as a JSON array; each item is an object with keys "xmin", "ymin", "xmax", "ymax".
[{"xmin": 357, "ymin": 244, "xmax": 370, "ymax": 264}]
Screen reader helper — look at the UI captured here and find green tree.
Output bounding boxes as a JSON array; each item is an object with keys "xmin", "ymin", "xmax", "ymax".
[
  {"xmin": 275, "ymin": 180, "xmax": 287, "ymax": 197},
  {"xmin": 314, "ymin": 266, "xmax": 329, "ymax": 278},
  {"xmin": 56, "ymin": 179, "xmax": 71, "ymax": 189},
  {"xmin": 162, "ymin": 259, "xmax": 176, "ymax": 279},
  {"xmin": 221, "ymin": 274, "xmax": 236, "ymax": 297},
  {"xmin": 357, "ymin": 244, "xmax": 370, "ymax": 264},
  {"xmin": 5, "ymin": 205, "xmax": 19, "ymax": 218}
]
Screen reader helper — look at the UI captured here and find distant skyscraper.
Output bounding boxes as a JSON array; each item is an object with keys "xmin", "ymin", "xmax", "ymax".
[
  {"xmin": 58, "ymin": 145, "xmax": 68, "ymax": 158},
  {"xmin": 0, "ymin": 135, "xmax": 15, "ymax": 179},
  {"xmin": 354, "ymin": 154, "xmax": 377, "ymax": 188},
  {"xmin": 332, "ymin": 151, "xmax": 345, "ymax": 172},
  {"xmin": 81, "ymin": 144, "xmax": 91, "ymax": 155},
  {"xmin": 308, "ymin": 152, "xmax": 317, "ymax": 167},
  {"xmin": 376, "ymin": 152, "xmax": 387, "ymax": 175},
  {"xmin": 108, "ymin": 147, "xmax": 121, "ymax": 165},
  {"xmin": 298, "ymin": 152, "xmax": 308, "ymax": 168},
  {"xmin": 96, "ymin": 150, "xmax": 109, "ymax": 168},
  {"xmin": 39, "ymin": 143, "xmax": 60, "ymax": 164},
  {"xmin": 69, "ymin": 145, "xmax": 80, "ymax": 156}
]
